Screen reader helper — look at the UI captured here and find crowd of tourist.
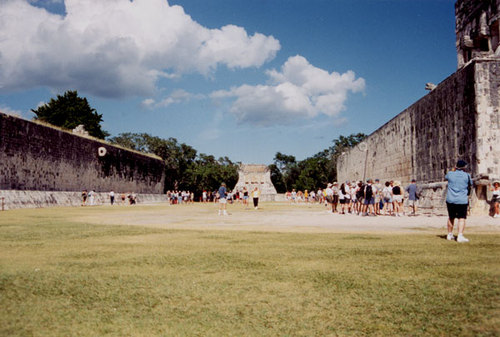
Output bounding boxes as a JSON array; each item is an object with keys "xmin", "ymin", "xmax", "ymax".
[
  {"xmin": 216, "ymin": 184, "xmax": 261, "ymax": 215},
  {"xmin": 284, "ymin": 179, "xmax": 420, "ymax": 217},
  {"xmin": 79, "ymin": 160, "xmax": 500, "ymax": 242},
  {"xmin": 166, "ymin": 190, "xmax": 195, "ymax": 204},
  {"xmin": 68, "ymin": 160, "xmax": 500, "ymax": 246},
  {"xmin": 81, "ymin": 189, "xmax": 137, "ymax": 206}
]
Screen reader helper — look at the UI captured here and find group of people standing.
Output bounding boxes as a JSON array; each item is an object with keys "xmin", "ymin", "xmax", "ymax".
[
  {"xmin": 217, "ymin": 183, "xmax": 261, "ymax": 215},
  {"xmin": 317, "ymin": 179, "xmax": 420, "ymax": 217},
  {"xmin": 81, "ymin": 190, "xmax": 136, "ymax": 206},
  {"xmin": 166, "ymin": 190, "xmax": 194, "ymax": 205}
]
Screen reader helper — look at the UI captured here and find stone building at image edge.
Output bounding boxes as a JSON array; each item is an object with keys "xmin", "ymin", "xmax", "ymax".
[
  {"xmin": 337, "ymin": 0, "xmax": 499, "ymax": 215},
  {"xmin": 233, "ymin": 164, "xmax": 278, "ymax": 202}
]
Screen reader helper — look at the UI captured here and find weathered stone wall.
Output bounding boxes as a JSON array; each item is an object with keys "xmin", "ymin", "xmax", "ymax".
[
  {"xmin": 455, "ymin": 0, "xmax": 500, "ymax": 68},
  {"xmin": 0, "ymin": 113, "xmax": 165, "ymax": 198},
  {"xmin": 337, "ymin": 61, "xmax": 477, "ymax": 184},
  {"xmin": 0, "ymin": 190, "xmax": 168, "ymax": 211},
  {"xmin": 233, "ymin": 164, "xmax": 278, "ymax": 201},
  {"xmin": 337, "ymin": 59, "xmax": 500, "ymax": 215},
  {"xmin": 474, "ymin": 59, "xmax": 500, "ymax": 179}
]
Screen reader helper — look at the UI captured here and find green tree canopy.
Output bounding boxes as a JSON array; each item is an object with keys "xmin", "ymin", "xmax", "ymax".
[
  {"xmin": 329, "ymin": 133, "xmax": 367, "ymax": 158},
  {"xmin": 269, "ymin": 133, "xmax": 367, "ymax": 192},
  {"xmin": 32, "ymin": 90, "xmax": 108, "ymax": 139},
  {"xmin": 108, "ymin": 132, "xmax": 238, "ymax": 196}
]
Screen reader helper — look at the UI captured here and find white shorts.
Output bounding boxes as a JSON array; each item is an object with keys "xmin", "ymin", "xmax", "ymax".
[
  {"xmin": 393, "ymin": 195, "xmax": 403, "ymax": 203},
  {"xmin": 219, "ymin": 198, "xmax": 227, "ymax": 204},
  {"xmin": 408, "ymin": 199, "xmax": 418, "ymax": 206}
]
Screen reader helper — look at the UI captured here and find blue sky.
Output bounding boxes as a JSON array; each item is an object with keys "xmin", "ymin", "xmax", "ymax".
[{"xmin": 0, "ymin": 0, "xmax": 457, "ymax": 165}]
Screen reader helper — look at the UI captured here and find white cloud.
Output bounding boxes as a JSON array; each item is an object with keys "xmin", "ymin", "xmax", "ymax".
[
  {"xmin": 0, "ymin": 105, "xmax": 24, "ymax": 118},
  {"xmin": 142, "ymin": 89, "xmax": 203, "ymax": 109},
  {"xmin": 211, "ymin": 55, "xmax": 365, "ymax": 126},
  {"xmin": 29, "ymin": 0, "xmax": 63, "ymax": 4},
  {"xmin": 36, "ymin": 101, "xmax": 47, "ymax": 108},
  {"xmin": 0, "ymin": 0, "xmax": 280, "ymax": 98},
  {"xmin": 141, "ymin": 98, "xmax": 156, "ymax": 108}
]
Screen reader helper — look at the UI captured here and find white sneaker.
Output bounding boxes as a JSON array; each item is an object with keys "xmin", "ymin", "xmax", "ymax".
[
  {"xmin": 457, "ymin": 234, "xmax": 469, "ymax": 243},
  {"xmin": 446, "ymin": 233, "xmax": 455, "ymax": 241}
]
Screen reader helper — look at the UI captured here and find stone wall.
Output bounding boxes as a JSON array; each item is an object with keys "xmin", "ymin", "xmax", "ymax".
[
  {"xmin": 455, "ymin": 0, "xmax": 500, "ymax": 68},
  {"xmin": 0, "ymin": 190, "xmax": 168, "ymax": 211},
  {"xmin": 233, "ymin": 164, "xmax": 278, "ymax": 201},
  {"xmin": 337, "ymin": 59, "xmax": 500, "ymax": 215},
  {"xmin": 0, "ymin": 112, "xmax": 166, "ymax": 209},
  {"xmin": 474, "ymin": 59, "xmax": 500, "ymax": 179}
]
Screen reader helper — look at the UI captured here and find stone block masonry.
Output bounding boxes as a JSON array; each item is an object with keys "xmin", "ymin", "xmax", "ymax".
[
  {"xmin": 337, "ymin": 59, "xmax": 500, "ymax": 215},
  {"xmin": 233, "ymin": 164, "xmax": 278, "ymax": 202},
  {"xmin": 0, "ymin": 112, "xmax": 166, "ymax": 209}
]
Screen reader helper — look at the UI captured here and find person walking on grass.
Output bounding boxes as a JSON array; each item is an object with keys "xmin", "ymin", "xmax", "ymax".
[
  {"xmin": 490, "ymin": 181, "xmax": 499, "ymax": 218},
  {"xmin": 81, "ymin": 189, "xmax": 88, "ymax": 206},
  {"xmin": 218, "ymin": 182, "xmax": 228, "ymax": 216},
  {"xmin": 242, "ymin": 187, "xmax": 249, "ymax": 209},
  {"xmin": 109, "ymin": 190, "xmax": 115, "ymax": 205},
  {"xmin": 445, "ymin": 160, "xmax": 473, "ymax": 243},
  {"xmin": 252, "ymin": 187, "xmax": 260, "ymax": 209}
]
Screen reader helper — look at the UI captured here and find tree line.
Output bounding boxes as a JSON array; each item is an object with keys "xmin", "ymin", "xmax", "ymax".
[
  {"xmin": 32, "ymin": 90, "xmax": 365, "ymax": 196},
  {"xmin": 269, "ymin": 133, "xmax": 366, "ymax": 193}
]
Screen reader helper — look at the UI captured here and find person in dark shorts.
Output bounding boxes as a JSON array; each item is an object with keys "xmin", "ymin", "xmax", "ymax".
[
  {"xmin": 81, "ymin": 189, "xmax": 88, "ymax": 206},
  {"xmin": 445, "ymin": 160, "xmax": 473, "ymax": 243}
]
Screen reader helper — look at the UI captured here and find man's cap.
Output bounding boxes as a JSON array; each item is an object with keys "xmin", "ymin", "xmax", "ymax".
[{"xmin": 456, "ymin": 160, "xmax": 468, "ymax": 169}]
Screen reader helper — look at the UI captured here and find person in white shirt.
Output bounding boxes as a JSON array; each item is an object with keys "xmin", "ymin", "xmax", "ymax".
[
  {"xmin": 325, "ymin": 183, "xmax": 334, "ymax": 213},
  {"xmin": 252, "ymin": 187, "xmax": 260, "ymax": 209}
]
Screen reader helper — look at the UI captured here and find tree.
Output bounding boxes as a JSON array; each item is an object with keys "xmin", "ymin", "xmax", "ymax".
[
  {"xmin": 269, "ymin": 164, "xmax": 286, "ymax": 193},
  {"xmin": 329, "ymin": 133, "xmax": 367, "ymax": 159},
  {"xmin": 270, "ymin": 152, "xmax": 299, "ymax": 192},
  {"xmin": 108, "ymin": 132, "xmax": 239, "ymax": 196},
  {"xmin": 270, "ymin": 133, "xmax": 367, "ymax": 192},
  {"xmin": 32, "ymin": 90, "xmax": 109, "ymax": 139},
  {"xmin": 329, "ymin": 133, "xmax": 367, "ymax": 181}
]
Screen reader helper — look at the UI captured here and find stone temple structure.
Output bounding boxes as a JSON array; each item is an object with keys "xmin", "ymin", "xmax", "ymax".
[
  {"xmin": 233, "ymin": 164, "xmax": 278, "ymax": 201},
  {"xmin": 337, "ymin": 0, "xmax": 499, "ymax": 215}
]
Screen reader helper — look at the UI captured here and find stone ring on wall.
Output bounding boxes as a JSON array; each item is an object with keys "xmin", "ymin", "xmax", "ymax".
[{"xmin": 98, "ymin": 147, "xmax": 107, "ymax": 157}]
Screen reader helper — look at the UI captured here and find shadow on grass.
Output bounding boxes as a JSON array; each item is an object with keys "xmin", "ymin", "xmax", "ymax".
[{"xmin": 437, "ymin": 234, "xmax": 454, "ymax": 241}]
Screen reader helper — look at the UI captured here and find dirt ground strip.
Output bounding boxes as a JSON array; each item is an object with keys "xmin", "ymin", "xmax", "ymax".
[{"xmin": 76, "ymin": 202, "xmax": 500, "ymax": 234}]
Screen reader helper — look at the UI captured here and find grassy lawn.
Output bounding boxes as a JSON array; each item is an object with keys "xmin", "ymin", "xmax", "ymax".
[{"xmin": 0, "ymin": 206, "xmax": 499, "ymax": 336}]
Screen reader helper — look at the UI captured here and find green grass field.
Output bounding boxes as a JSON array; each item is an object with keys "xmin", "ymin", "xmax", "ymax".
[{"xmin": 1, "ymin": 205, "xmax": 499, "ymax": 336}]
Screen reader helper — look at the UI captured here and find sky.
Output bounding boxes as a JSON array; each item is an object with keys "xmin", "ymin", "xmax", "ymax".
[{"xmin": 0, "ymin": 0, "xmax": 458, "ymax": 165}]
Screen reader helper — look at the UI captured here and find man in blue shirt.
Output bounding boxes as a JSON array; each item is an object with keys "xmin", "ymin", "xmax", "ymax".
[
  {"xmin": 405, "ymin": 179, "xmax": 419, "ymax": 216},
  {"xmin": 445, "ymin": 160, "xmax": 473, "ymax": 243},
  {"xmin": 218, "ymin": 182, "xmax": 228, "ymax": 216}
]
